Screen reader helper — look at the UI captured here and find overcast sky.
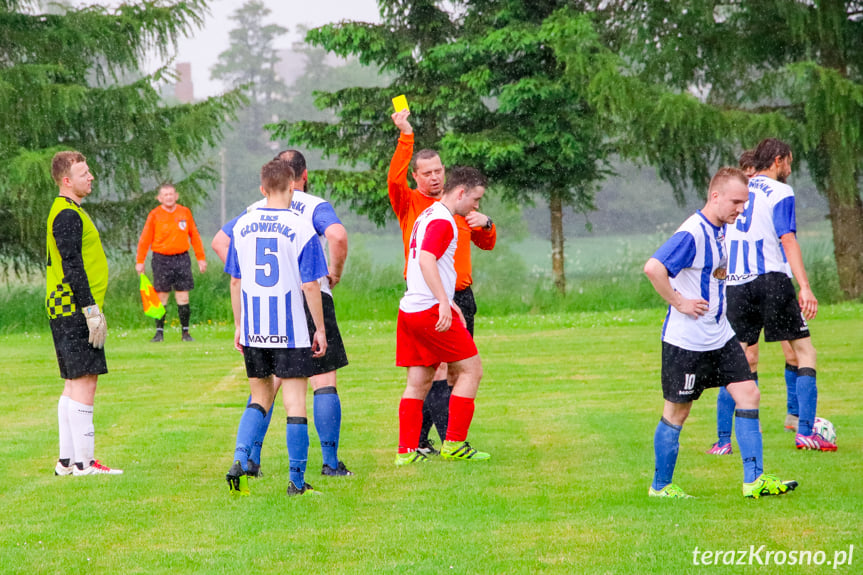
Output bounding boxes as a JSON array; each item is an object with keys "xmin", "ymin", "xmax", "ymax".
[{"xmin": 173, "ymin": 0, "xmax": 381, "ymax": 97}]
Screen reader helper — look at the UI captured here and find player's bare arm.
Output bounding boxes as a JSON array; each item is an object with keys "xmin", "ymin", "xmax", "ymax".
[
  {"xmin": 644, "ymin": 257, "xmax": 708, "ymax": 319},
  {"xmin": 419, "ymin": 250, "xmax": 452, "ymax": 332},
  {"xmin": 324, "ymin": 223, "xmax": 348, "ymax": 288},
  {"xmin": 780, "ymin": 232, "xmax": 817, "ymax": 320},
  {"xmin": 301, "ymin": 281, "xmax": 328, "ymax": 358},
  {"xmin": 230, "ymin": 276, "xmax": 243, "ymax": 352},
  {"xmin": 211, "ymin": 230, "xmax": 230, "ymax": 265},
  {"xmin": 391, "ymin": 109, "xmax": 413, "ymax": 134}
]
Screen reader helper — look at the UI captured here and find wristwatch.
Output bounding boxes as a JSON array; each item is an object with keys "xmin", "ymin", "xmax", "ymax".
[{"xmin": 484, "ymin": 217, "xmax": 494, "ymax": 230}]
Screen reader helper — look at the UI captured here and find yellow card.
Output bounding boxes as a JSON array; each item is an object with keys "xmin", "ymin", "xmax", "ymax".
[{"xmin": 392, "ymin": 94, "xmax": 409, "ymax": 112}]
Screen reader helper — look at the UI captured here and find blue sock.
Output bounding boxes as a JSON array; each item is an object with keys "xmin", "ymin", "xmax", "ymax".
[
  {"xmin": 313, "ymin": 387, "xmax": 341, "ymax": 469},
  {"xmin": 652, "ymin": 418, "xmax": 682, "ymax": 491},
  {"xmin": 234, "ymin": 403, "xmax": 267, "ymax": 471},
  {"xmin": 716, "ymin": 387, "xmax": 735, "ymax": 445},
  {"xmin": 784, "ymin": 364, "xmax": 799, "ymax": 416},
  {"xmin": 249, "ymin": 398, "xmax": 274, "ymax": 465},
  {"xmin": 734, "ymin": 409, "xmax": 763, "ymax": 483},
  {"xmin": 286, "ymin": 417, "xmax": 309, "ymax": 488},
  {"xmin": 796, "ymin": 368, "xmax": 817, "ymax": 436}
]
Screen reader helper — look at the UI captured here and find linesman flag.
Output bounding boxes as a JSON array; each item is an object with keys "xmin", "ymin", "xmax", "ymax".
[{"xmin": 139, "ymin": 273, "xmax": 166, "ymax": 319}]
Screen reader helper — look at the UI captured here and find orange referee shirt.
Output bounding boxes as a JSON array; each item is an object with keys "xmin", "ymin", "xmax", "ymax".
[
  {"xmin": 388, "ymin": 133, "xmax": 496, "ymax": 290},
  {"xmin": 136, "ymin": 204, "xmax": 206, "ymax": 264}
]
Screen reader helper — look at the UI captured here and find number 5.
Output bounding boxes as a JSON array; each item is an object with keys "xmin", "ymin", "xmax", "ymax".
[{"xmin": 255, "ymin": 238, "xmax": 279, "ymax": 287}]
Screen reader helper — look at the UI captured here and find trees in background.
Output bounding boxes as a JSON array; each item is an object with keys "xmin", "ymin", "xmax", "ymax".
[
  {"xmin": 274, "ymin": 0, "xmax": 613, "ymax": 294},
  {"xmin": 589, "ymin": 0, "xmax": 863, "ymax": 298},
  {"xmin": 275, "ymin": 1, "xmax": 863, "ymax": 299},
  {"xmin": 0, "ymin": 0, "xmax": 241, "ymax": 269},
  {"xmin": 207, "ymin": 1, "xmax": 385, "ymax": 227}
]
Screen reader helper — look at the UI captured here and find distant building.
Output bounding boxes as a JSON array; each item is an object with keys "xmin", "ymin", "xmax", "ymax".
[{"xmin": 175, "ymin": 62, "xmax": 194, "ymax": 103}]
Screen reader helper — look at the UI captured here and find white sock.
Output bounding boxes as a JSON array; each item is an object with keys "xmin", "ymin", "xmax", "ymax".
[
  {"xmin": 58, "ymin": 396, "xmax": 74, "ymax": 463},
  {"xmin": 67, "ymin": 399, "xmax": 95, "ymax": 467}
]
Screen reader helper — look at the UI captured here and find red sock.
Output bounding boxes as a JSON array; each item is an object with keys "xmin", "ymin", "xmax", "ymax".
[
  {"xmin": 398, "ymin": 398, "xmax": 424, "ymax": 453},
  {"xmin": 445, "ymin": 395, "xmax": 475, "ymax": 443}
]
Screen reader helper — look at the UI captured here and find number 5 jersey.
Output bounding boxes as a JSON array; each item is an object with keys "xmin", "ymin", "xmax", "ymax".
[{"xmin": 225, "ymin": 207, "xmax": 328, "ymax": 348}]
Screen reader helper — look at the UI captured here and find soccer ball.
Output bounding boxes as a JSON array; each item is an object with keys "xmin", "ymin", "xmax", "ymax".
[{"xmin": 813, "ymin": 417, "xmax": 837, "ymax": 444}]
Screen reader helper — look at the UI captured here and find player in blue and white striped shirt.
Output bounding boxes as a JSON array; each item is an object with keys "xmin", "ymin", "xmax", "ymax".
[
  {"xmin": 223, "ymin": 159, "xmax": 330, "ymax": 497},
  {"xmin": 716, "ymin": 139, "xmax": 833, "ymax": 452},
  {"xmin": 644, "ymin": 167, "xmax": 798, "ymax": 499}
]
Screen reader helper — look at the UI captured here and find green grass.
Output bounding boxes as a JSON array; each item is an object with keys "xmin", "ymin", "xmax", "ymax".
[
  {"xmin": 2, "ymin": 304, "xmax": 861, "ymax": 574},
  {"xmin": 3, "ymin": 224, "xmax": 847, "ymax": 333}
]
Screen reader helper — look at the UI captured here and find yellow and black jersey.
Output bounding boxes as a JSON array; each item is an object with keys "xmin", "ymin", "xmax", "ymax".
[{"xmin": 45, "ymin": 196, "xmax": 108, "ymax": 319}]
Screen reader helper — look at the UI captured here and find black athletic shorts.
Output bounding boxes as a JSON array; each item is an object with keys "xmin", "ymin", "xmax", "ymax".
[
  {"xmin": 152, "ymin": 251, "xmax": 194, "ymax": 293},
  {"xmin": 50, "ymin": 313, "xmax": 108, "ymax": 380},
  {"xmin": 304, "ymin": 292, "xmax": 349, "ymax": 376},
  {"xmin": 453, "ymin": 286, "xmax": 477, "ymax": 336},
  {"xmin": 242, "ymin": 346, "xmax": 315, "ymax": 379},
  {"xmin": 726, "ymin": 272, "xmax": 810, "ymax": 345},
  {"xmin": 661, "ymin": 337, "xmax": 751, "ymax": 403}
]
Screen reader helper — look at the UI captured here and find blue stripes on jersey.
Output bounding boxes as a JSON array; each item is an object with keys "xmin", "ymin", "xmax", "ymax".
[
  {"xmin": 729, "ymin": 240, "xmax": 738, "ymax": 274},
  {"xmin": 269, "ymin": 296, "xmax": 278, "ymax": 335},
  {"xmin": 284, "ymin": 292, "xmax": 294, "ymax": 346},
  {"xmin": 742, "ymin": 241, "xmax": 751, "ymax": 274},
  {"xmin": 756, "ymin": 239, "xmax": 765, "ymax": 274},
  {"xmin": 699, "ymin": 224, "xmax": 712, "ymax": 304},
  {"xmin": 252, "ymin": 296, "xmax": 261, "ymax": 335},
  {"xmin": 241, "ymin": 290, "xmax": 295, "ymax": 346},
  {"xmin": 242, "ymin": 290, "xmax": 250, "ymax": 345}
]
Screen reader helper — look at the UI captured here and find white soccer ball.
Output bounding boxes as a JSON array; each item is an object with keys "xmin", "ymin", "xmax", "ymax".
[{"xmin": 813, "ymin": 417, "xmax": 836, "ymax": 444}]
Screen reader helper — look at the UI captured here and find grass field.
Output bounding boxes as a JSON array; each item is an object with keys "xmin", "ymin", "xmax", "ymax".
[{"xmin": 2, "ymin": 304, "xmax": 861, "ymax": 574}]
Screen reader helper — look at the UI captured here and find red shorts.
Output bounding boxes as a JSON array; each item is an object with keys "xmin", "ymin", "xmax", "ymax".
[{"xmin": 396, "ymin": 306, "xmax": 478, "ymax": 367}]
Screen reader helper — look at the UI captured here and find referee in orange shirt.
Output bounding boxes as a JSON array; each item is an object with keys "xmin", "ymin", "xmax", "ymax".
[
  {"xmin": 136, "ymin": 183, "xmax": 207, "ymax": 342},
  {"xmin": 389, "ymin": 109, "xmax": 497, "ymax": 454}
]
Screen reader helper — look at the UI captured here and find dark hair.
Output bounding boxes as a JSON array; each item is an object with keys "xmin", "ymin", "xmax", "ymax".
[
  {"xmin": 276, "ymin": 149, "xmax": 307, "ymax": 178},
  {"xmin": 443, "ymin": 166, "xmax": 487, "ymax": 195},
  {"xmin": 738, "ymin": 150, "xmax": 755, "ymax": 170},
  {"xmin": 157, "ymin": 182, "xmax": 176, "ymax": 194},
  {"xmin": 260, "ymin": 159, "xmax": 295, "ymax": 193},
  {"xmin": 51, "ymin": 151, "xmax": 86, "ymax": 185},
  {"xmin": 752, "ymin": 138, "xmax": 792, "ymax": 171},
  {"xmin": 708, "ymin": 166, "xmax": 749, "ymax": 193},
  {"xmin": 411, "ymin": 149, "xmax": 441, "ymax": 172}
]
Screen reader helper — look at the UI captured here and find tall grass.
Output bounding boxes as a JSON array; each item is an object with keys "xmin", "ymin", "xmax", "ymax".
[{"xmin": 0, "ymin": 228, "xmax": 848, "ymax": 334}]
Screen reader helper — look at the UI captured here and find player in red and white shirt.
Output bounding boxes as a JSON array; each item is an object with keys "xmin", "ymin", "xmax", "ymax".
[{"xmin": 394, "ymin": 167, "xmax": 491, "ymax": 464}]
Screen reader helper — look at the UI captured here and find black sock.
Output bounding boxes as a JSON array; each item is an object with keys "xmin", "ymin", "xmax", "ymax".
[
  {"xmin": 178, "ymin": 304, "xmax": 191, "ymax": 329},
  {"xmin": 419, "ymin": 404, "xmax": 433, "ymax": 445},
  {"xmin": 426, "ymin": 380, "xmax": 452, "ymax": 442},
  {"xmin": 155, "ymin": 317, "xmax": 165, "ymax": 331}
]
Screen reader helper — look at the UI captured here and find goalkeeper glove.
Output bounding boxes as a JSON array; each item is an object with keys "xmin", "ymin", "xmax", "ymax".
[{"xmin": 83, "ymin": 304, "xmax": 107, "ymax": 349}]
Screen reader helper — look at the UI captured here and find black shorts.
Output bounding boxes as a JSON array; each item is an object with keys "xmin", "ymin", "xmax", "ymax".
[
  {"xmin": 152, "ymin": 252, "xmax": 194, "ymax": 292},
  {"xmin": 304, "ymin": 292, "xmax": 349, "ymax": 375},
  {"xmin": 726, "ymin": 272, "xmax": 810, "ymax": 344},
  {"xmin": 453, "ymin": 286, "xmax": 477, "ymax": 336},
  {"xmin": 661, "ymin": 338, "xmax": 751, "ymax": 403},
  {"xmin": 50, "ymin": 314, "xmax": 108, "ymax": 380},
  {"xmin": 242, "ymin": 346, "xmax": 315, "ymax": 379}
]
